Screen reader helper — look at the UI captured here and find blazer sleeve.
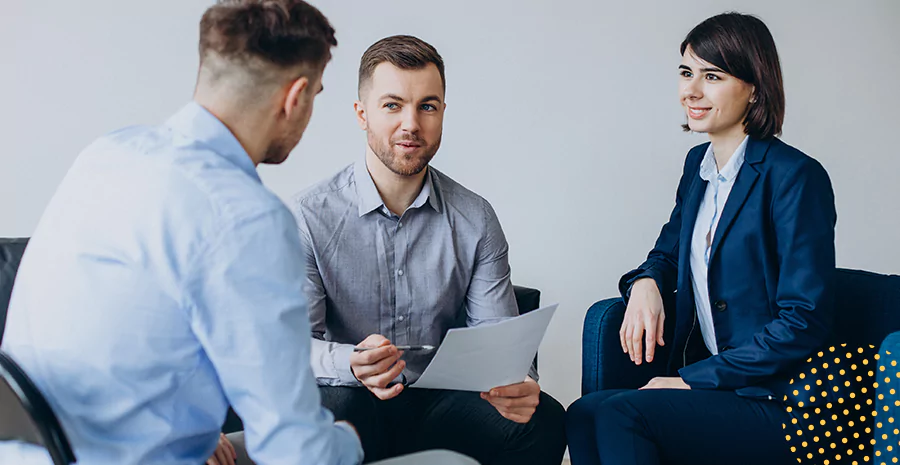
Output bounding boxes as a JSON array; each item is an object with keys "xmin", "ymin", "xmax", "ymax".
[
  {"xmin": 679, "ymin": 157, "xmax": 837, "ymax": 390},
  {"xmin": 618, "ymin": 147, "xmax": 703, "ymax": 303}
]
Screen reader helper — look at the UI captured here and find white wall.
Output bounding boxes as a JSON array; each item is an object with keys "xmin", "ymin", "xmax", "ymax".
[{"xmin": 2, "ymin": 0, "xmax": 899, "ymax": 411}]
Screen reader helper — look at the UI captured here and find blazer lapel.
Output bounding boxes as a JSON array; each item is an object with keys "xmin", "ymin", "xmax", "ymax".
[
  {"xmin": 679, "ymin": 165, "xmax": 708, "ymax": 276},
  {"xmin": 708, "ymin": 138, "xmax": 772, "ymax": 262},
  {"xmin": 672, "ymin": 162, "xmax": 707, "ymax": 340}
]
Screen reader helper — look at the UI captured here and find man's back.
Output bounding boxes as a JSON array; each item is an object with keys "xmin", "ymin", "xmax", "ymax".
[{"xmin": 1, "ymin": 103, "xmax": 361, "ymax": 465}]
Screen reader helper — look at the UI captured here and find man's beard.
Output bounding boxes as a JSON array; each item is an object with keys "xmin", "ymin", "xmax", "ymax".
[
  {"xmin": 261, "ymin": 131, "xmax": 301, "ymax": 165},
  {"xmin": 368, "ymin": 131, "xmax": 441, "ymax": 176}
]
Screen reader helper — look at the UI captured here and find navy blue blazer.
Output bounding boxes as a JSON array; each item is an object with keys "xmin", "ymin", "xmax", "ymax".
[{"xmin": 619, "ymin": 137, "xmax": 837, "ymax": 396}]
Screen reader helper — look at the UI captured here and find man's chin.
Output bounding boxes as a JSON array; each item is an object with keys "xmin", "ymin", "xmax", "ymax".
[
  {"xmin": 262, "ymin": 145, "xmax": 296, "ymax": 165},
  {"xmin": 389, "ymin": 159, "xmax": 430, "ymax": 177},
  {"xmin": 389, "ymin": 165, "xmax": 427, "ymax": 177},
  {"xmin": 261, "ymin": 154, "xmax": 290, "ymax": 165}
]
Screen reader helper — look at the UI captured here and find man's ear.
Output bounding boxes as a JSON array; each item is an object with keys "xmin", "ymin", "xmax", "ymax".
[
  {"xmin": 284, "ymin": 76, "xmax": 310, "ymax": 118},
  {"xmin": 354, "ymin": 100, "xmax": 367, "ymax": 130}
]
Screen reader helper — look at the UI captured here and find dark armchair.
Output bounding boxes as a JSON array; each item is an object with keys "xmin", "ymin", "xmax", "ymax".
[
  {"xmin": 0, "ymin": 351, "xmax": 77, "ymax": 465},
  {"xmin": 581, "ymin": 268, "xmax": 900, "ymax": 462}
]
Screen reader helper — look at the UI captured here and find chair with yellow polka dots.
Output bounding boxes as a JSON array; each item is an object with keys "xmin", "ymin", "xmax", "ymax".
[{"xmin": 782, "ymin": 269, "xmax": 900, "ymax": 465}]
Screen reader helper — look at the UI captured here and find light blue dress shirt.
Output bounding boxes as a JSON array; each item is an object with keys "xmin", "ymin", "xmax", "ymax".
[
  {"xmin": 0, "ymin": 102, "xmax": 363, "ymax": 465},
  {"xmin": 689, "ymin": 135, "xmax": 749, "ymax": 356}
]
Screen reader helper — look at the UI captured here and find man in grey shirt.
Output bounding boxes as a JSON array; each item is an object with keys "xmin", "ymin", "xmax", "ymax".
[{"xmin": 290, "ymin": 36, "xmax": 566, "ymax": 464}]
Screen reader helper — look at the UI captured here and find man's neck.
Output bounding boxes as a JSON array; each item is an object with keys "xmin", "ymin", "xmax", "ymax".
[
  {"xmin": 365, "ymin": 149, "xmax": 427, "ymax": 217},
  {"xmin": 193, "ymin": 95, "xmax": 271, "ymax": 166}
]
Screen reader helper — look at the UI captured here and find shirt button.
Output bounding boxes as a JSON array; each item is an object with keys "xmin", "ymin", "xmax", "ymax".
[
  {"xmin": 398, "ymin": 315, "xmax": 405, "ymax": 321},
  {"xmin": 714, "ymin": 300, "xmax": 727, "ymax": 311},
  {"xmin": 397, "ymin": 269, "xmax": 404, "ymax": 276},
  {"xmin": 399, "ymin": 222, "xmax": 403, "ymax": 228}
]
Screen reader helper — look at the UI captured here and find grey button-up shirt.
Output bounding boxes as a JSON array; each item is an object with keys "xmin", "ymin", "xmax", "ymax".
[{"xmin": 291, "ymin": 160, "xmax": 531, "ymax": 386}]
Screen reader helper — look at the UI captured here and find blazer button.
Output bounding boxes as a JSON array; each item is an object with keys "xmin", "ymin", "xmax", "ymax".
[{"xmin": 714, "ymin": 300, "xmax": 727, "ymax": 311}]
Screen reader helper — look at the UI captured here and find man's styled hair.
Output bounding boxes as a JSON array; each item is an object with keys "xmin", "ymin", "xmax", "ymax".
[
  {"xmin": 358, "ymin": 35, "xmax": 445, "ymax": 97},
  {"xmin": 198, "ymin": 0, "xmax": 337, "ymax": 87}
]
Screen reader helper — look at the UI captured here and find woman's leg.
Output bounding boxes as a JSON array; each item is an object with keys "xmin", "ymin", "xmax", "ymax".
[
  {"xmin": 566, "ymin": 390, "xmax": 630, "ymax": 465},
  {"xmin": 568, "ymin": 389, "xmax": 792, "ymax": 465}
]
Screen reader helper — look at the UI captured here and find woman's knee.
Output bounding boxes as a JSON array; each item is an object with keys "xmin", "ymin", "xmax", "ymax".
[
  {"xmin": 568, "ymin": 390, "xmax": 641, "ymax": 434},
  {"xmin": 566, "ymin": 395, "xmax": 596, "ymax": 429}
]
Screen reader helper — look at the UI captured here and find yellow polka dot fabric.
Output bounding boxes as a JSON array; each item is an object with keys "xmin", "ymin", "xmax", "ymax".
[{"xmin": 784, "ymin": 344, "xmax": 878, "ymax": 463}]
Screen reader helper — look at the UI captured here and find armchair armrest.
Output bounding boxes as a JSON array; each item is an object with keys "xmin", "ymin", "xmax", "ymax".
[{"xmin": 582, "ymin": 297, "xmax": 669, "ymax": 394}]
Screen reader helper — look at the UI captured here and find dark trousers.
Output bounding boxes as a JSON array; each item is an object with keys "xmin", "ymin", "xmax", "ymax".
[
  {"xmin": 320, "ymin": 386, "xmax": 567, "ymax": 465},
  {"xmin": 566, "ymin": 389, "xmax": 793, "ymax": 465}
]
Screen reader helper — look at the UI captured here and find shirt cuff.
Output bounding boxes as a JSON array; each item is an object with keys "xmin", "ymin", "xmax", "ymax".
[
  {"xmin": 333, "ymin": 344, "xmax": 361, "ymax": 386},
  {"xmin": 333, "ymin": 421, "xmax": 364, "ymax": 465}
]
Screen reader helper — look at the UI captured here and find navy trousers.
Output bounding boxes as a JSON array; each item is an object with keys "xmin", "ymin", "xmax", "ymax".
[{"xmin": 566, "ymin": 389, "xmax": 794, "ymax": 465}]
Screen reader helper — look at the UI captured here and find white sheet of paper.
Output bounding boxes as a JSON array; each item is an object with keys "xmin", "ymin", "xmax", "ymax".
[{"xmin": 411, "ymin": 304, "xmax": 558, "ymax": 392}]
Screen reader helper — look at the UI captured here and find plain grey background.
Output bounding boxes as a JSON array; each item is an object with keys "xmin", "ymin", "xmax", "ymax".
[{"xmin": 2, "ymin": 0, "xmax": 898, "ymax": 412}]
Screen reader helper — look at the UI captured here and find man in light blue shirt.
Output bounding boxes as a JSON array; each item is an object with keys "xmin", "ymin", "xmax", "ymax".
[{"xmin": 0, "ymin": 2, "xmax": 472, "ymax": 465}]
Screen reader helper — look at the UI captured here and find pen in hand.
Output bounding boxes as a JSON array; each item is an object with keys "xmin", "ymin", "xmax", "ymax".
[{"xmin": 353, "ymin": 345, "xmax": 435, "ymax": 352}]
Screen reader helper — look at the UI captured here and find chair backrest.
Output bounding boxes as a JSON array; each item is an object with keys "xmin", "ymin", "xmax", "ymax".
[
  {"xmin": 0, "ymin": 351, "xmax": 76, "ymax": 465},
  {"xmin": 0, "ymin": 238, "xmax": 29, "ymax": 345},
  {"xmin": 830, "ymin": 268, "xmax": 900, "ymax": 348}
]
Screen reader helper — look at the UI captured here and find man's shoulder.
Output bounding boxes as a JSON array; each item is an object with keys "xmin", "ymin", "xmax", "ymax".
[
  {"xmin": 99, "ymin": 124, "xmax": 288, "ymax": 231},
  {"xmin": 429, "ymin": 167, "xmax": 493, "ymax": 216},
  {"xmin": 289, "ymin": 163, "xmax": 358, "ymax": 230},
  {"xmin": 292, "ymin": 164, "xmax": 356, "ymax": 207}
]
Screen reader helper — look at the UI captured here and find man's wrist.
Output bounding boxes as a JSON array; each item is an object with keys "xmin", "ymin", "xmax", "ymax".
[{"xmin": 334, "ymin": 344, "xmax": 361, "ymax": 385}]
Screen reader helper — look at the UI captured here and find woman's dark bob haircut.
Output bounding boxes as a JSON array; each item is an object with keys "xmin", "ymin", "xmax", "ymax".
[{"xmin": 681, "ymin": 12, "xmax": 785, "ymax": 140}]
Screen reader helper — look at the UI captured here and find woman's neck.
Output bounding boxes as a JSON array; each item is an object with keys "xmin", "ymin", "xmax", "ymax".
[{"xmin": 708, "ymin": 126, "xmax": 748, "ymax": 171}]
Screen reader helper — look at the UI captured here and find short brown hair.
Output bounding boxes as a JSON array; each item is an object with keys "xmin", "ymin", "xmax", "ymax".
[
  {"xmin": 681, "ymin": 12, "xmax": 785, "ymax": 140},
  {"xmin": 199, "ymin": 0, "xmax": 336, "ymax": 72},
  {"xmin": 358, "ymin": 35, "xmax": 445, "ymax": 97}
]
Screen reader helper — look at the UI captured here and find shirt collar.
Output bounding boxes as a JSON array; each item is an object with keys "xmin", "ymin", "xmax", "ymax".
[
  {"xmin": 164, "ymin": 101, "xmax": 260, "ymax": 182},
  {"xmin": 699, "ymin": 135, "xmax": 750, "ymax": 182},
  {"xmin": 354, "ymin": 159, "xmax": 441, "ymax": 217}
]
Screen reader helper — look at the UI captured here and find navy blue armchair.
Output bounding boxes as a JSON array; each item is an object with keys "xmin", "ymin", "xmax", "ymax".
[
  {"xmin": 582, "ymin": 268, "xmax": 900, "ymax": 462},
  {"xmin": 582, "ymin": 268, "xmax": 900, "ymax": 394}
]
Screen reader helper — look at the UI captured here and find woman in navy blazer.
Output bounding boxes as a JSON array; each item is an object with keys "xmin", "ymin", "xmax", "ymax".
[{"xmin": 566, "ymin": 13, "xmax": 836, "ymax": 465}]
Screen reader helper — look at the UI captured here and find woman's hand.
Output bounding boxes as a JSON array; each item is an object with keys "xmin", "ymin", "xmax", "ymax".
[
  {"xmin": 640, "ymin": 376, "xmax": 690, "ymax": 390},
  {"xmin": 620, "ymin": 277, "xmax": 666, "ymax": 365}
]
